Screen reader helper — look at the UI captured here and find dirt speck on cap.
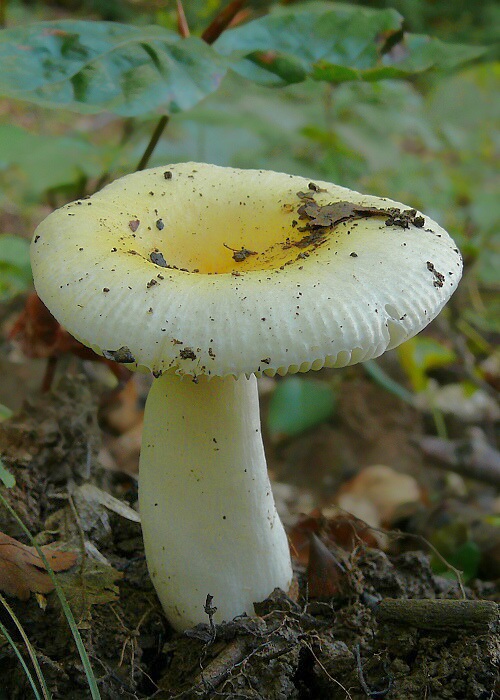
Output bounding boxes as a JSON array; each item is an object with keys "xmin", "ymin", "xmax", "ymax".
[{"xmin": 102, "ymin": 346, "xmax": 135, "ymax": 364}]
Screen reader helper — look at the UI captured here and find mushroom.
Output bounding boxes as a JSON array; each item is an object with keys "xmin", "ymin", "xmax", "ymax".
[{"xmin": 30, "ymin": 162, "xmax": 462, "ymax": 630}]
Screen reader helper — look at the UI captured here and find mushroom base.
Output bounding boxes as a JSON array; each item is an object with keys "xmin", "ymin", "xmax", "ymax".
[{"xmin": 139, "ymin": 373, "xmax": 293, "ymax": 631}]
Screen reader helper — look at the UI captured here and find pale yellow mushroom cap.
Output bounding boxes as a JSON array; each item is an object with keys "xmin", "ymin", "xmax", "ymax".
[{"xmin": 31, "ymin": 162, "xmax": 462, "ymax": 378}]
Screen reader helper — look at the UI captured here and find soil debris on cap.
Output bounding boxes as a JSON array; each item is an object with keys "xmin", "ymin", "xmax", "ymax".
[
  {"xmin": 426, "ymin": 261, "xmax": 446, "ymax": 288},
  {"xmin": 179, "ymin": 347, "xmax": 197, "ymax": 360},
  {"xmin": 102, "ymin": 346, "xmax": 136, "ymax": 364},
  {"xmin": 128, "ymin": 219, "xmax": 140, "ymax": 232},
  {"xmin": 385, "ymin": 208, "xmax": 425, "ymax": 228},
  {"xmin": 150, "ymin": 251, "xmax": 168, "ymax": 267},
  {"xmin": 294, "ymin": 190, "xmax": 426, "ymax": 249},
  {"xmin": 223, "ymin": 243, "xmax": 258, "ymax": 262}
]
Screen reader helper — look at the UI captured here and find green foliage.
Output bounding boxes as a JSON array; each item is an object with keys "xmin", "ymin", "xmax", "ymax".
[
  {"xmin": 398, "ymin": 337, "xmax": 457, "ymax": 392},
  {"xmin": 0, "ymin": 125, "xmax": 101, "ymax": 198},
  {"xmin": 267, "ymin": 376, "xmax": 336, "ymax": 439},
  {"xmin": 0, "ymin": 21, "xmax": 226, "ymax": 116},
  {"xmin": 0, "ymin": 404, "xmax": 13, "ymax": 421},
  {"xmin": 431, "ymin": 522, "xmax": 482, "ymax": 582},
  {"xmin": 0, "ymin": 458, "xmax": 15, "ymax": 488},
  {"xmin": 0, "ymin": 234, "xmax": 32, "ymax": 301},
  {"xmin": 0, "ymin": 5, "xmax": 483, "ymax": 116},
  {"xmin": 214, "ymin": 4, "xmax": 483, "ymax": 86},
  {"xmin": 346, "ymin": 0, "xmax": 500, "ymax": 49}
]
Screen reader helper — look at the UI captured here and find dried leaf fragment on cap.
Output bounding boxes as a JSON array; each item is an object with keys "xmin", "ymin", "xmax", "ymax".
[{"xmin": 0, "ymin": 531, "xmax": 77, "ymax": 600}]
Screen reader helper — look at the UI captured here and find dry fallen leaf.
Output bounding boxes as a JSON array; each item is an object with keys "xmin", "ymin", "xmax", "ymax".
[
  {"xmin": 289, "ymin": 507, "xmax": 380, "ymax": 566},
  {"xmin": 307, "ymin": 533, "xmax": 348, "ymax": 600},
  {"xmin": 0, "ymin": 531, "xmax": 77, "ymax": 600},
  {"xmin": 337, "ymin": 464, "xmax": 422, "ymax": 526}
]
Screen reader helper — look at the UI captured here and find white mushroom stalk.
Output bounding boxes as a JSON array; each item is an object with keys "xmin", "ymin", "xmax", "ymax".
[
  {"xmin": 31, "ymin": 162, "xmax": 462, "ymax": 630},
  {"xmin": 140, "ymin": 373, "xmax": 292, "ymax": 629}
]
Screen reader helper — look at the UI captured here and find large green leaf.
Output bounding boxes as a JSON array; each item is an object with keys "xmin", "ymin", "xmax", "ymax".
[
  {"xmin": 215, "ymin": 5, "xmax": 402, "ymax": 86},
  {"xmin": 0, "ymin": 21, "xmax": 226, "ymax": 116},
  {"xmin": 366, "ymin": 33, "xmax": 486, "ymax": 81},
  {"xmin": 215, "ymin": 4, "xmax": 484, "ymax": 86}
]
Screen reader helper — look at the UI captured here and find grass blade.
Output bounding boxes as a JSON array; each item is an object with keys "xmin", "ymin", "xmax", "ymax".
[
  {"xmin": 0, "ymin": 593, "xmax": 51, "ymax": 699},
  {"xmin": 0, "ymin": 492, "xmax": 101, "ymax": 699},
  {"xmin": 0, "ymin": 617, "xmax": 42, "ymax": 700}
]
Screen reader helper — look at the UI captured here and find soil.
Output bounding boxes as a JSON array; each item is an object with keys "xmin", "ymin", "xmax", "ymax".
[{"xmin": 0, "ymin": 370, "xmax": 498, "ymax": 700}]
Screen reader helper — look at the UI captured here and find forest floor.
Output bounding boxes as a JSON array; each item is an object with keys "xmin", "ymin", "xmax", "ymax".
[{"xmin": 0, "ymin": 320, "xmax": 498, "ymax": 699}]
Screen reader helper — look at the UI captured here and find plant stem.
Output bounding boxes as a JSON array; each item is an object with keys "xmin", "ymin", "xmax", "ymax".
[
  {"xmin": 201, "ymin": 0, "xmax": 247, "ymax": 44},
  {"xmin": 135, "ymin": 115, "xmax": 169, "ymax": 172},
  {"xmin": 134, "ymin": 1, "xmax": 245, "ymax": 175},
  {"xmin": 176, "ymin": 0, "xmax": 190, "ymax": 38}
]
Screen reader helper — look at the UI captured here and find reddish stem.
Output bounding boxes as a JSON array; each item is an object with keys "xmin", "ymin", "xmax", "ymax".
[{"xmin": 201, "ymin": 0, "xmax": 247, "ymax": 45}]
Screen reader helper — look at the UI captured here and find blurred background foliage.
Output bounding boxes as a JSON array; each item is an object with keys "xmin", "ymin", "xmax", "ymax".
[
  {"xmin": 0, "ymin": 0, "xmax": 497, "ymax": 408},
  {"xmin": 0, "ymin": 0, "xmax": 498, "ymax": 587}
]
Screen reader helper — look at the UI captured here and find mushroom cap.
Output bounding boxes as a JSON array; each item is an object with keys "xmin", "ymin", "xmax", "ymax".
[{"xmin": 31, "ymin": 162, "xmax": 462, "ymax": 378}]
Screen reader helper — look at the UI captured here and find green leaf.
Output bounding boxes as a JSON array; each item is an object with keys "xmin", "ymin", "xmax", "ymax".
[
  {"xmin": 0, "ymin": 404, "xmax": 13, "ymax": 422},
  {"xmin": 367, "ymin": 33, "xmax": 485, "ymax": 81},
  {"xmin": 0, "ymin": 21, "xmax": 226, "ymax": 116},
  {"xmin": 397, "ymin": 336, "xmax": 456, "ymax": 392},
  {"xmin": 215, "ymin": 5, "xmax": 402, "ymax": 85},
  {"xmin": 0, "ymin": 234, "xmax": 32, "ymax": 301},
  {"xmin": 215, "ymin": 5, "xmax": 483, "ymax": 86},
  {"xmin": 267, "ymin": 376, "xmax": 336, "ymax": 440},
  {"xmin": 0, "ymin": 458, "xmax": 15, "ymax": 488},
  {"xmin": 431, "ymin": 522, "xmax": 481, "ymax": 582}
]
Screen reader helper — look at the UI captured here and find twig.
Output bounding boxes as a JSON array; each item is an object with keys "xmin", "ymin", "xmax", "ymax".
[
  {"xmin": 135, "ymin": 115, "xmax": 170, "ymax": 172},
  {"xmin": 332, "ymin": 507, "xmax": 468, "ymax": 599},
  {"xmin": 196, "ymin": 637, "xmax": 248, "ymax": 697},
  {"xmin": 375, "ymin": 599, "xmax": 499, "ymax": 631},
  {"xmin": 415, "ymin": 430, "xmax": 500, "ymax": 488},
  {"xmin": 354, "ymin": 644, "xmax": 392, "ymax": 699},
  {"xmin": 204, "ymin": 593, "xmax": 217, "ymax": 643},
  {"xmin": 201, "ymin": 0, "xmax": 247, "ymax": 45},
  {"xmin": 67, "ymin": 492, "xmax": 87, "ymax": 577},
  {"xmin": 195, "ymin": 593, "xmax": 219, "ymax": 675},
  {"xmin": 302, "ymin": 640, "xmax": 353, "ymax": 699}
]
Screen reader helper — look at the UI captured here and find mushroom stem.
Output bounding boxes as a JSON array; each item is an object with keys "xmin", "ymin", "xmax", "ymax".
[{"xmin": 139, "ymin": 372, "xmax": 293, "ymax": 630}]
